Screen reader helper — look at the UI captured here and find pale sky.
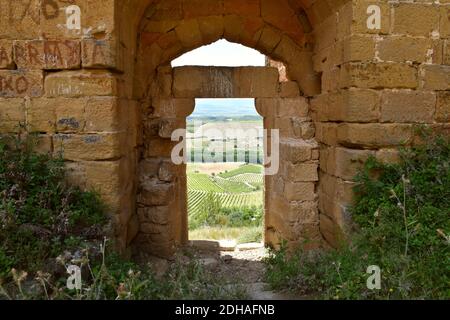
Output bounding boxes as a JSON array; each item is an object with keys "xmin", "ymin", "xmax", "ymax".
[
  {"xmin": 171, "ymin": 39, "xmax": 266, "ymax": 67},
  {"xmin": 172, "ymin": 40, "xmax": 264, "ymax": 115}
]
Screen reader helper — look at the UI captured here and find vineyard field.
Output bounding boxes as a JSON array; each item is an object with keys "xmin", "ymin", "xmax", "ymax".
[
  {"xmin": 228, "ymin": 173, "xmax": 264, "ymax": 187},
  {"xmin": 187, "ymin": 164, "xmax": 264, "ymax": 219},
  {"xmin": 218, "ymin": 164, "xmax": 263, "ymax": 178},
  {"xmin": 187, "ymin": 173, "xmax": 224, "ymax": 192},
  {"xmin": 188, "ymin": 190, "xmax": 262, "ymax": 216}
]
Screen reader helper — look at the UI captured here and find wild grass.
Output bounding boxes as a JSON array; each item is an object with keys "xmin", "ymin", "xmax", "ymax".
[
  {"xmin": 265, "ymin": 129, "xmax": 450, "ymax": 300},
  {"xmin": 0, "ymin": 134, "xmax": 247, "ymax": 300},
  {"xmin": 190, "ymin": 226, "xmax": 263, "ymax": 244}
]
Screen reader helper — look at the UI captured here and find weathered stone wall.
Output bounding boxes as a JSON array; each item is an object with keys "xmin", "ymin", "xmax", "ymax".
[
  {"xmin": 311, "ymin": 0, "xmax": 450, "ymax": 245},
  {"xmin": 0, "ymin": 0, "xmax": 448, "ymax": 256},
  {"xmin": 134, "ymin": 65, "xmax": 320, "ymax": 257}
]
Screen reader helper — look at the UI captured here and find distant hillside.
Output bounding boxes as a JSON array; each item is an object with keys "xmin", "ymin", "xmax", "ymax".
[{"xmin": 188, "ymin": 98, "xmax": 261, "ymax": 120}]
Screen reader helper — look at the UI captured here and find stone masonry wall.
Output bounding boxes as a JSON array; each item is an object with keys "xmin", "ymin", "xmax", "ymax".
[
  {"xmin": 0, "ymin": 0, "xmax": 448, "ymax": 256},
  {"xmin": 311, "ymin": 0, "xmax": 450, "ymax": 245},
  {"xmin": 133, "ymin": 65, "xmax": 320, "ymax": 258}
]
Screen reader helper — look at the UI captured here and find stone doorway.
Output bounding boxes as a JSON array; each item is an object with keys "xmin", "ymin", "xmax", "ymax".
[{"xmin": 132, "ymin": 64, "xmax": 321, "ymax": 258}]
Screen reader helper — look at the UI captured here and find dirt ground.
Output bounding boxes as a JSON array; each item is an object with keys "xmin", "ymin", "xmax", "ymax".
[{"xmin": 177, "ymin": 242, "xmax": 308, "ymax": 300}]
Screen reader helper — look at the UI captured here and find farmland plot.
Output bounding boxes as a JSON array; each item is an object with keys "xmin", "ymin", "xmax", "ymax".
[{"xmin": 187, "ymin": 164, "xmax": 264, "ymax": 219}]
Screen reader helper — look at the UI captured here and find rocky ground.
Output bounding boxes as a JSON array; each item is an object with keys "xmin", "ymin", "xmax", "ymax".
[{"xmin": 146, "ymin": 240, "xmax": 308, "ymax": 300}]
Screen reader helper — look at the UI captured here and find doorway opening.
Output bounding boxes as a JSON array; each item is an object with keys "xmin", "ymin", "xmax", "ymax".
[
  {"xmin": 172, "ymin": 40, "xmax": 267, "ymax": 248},
  {"xmin": 186, "ymin": 98, "xmax": 265, "ymax": 246}
]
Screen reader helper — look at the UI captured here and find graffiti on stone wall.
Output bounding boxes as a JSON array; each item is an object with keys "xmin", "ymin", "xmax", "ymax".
[
  {"xmin": 7, "ymin": 0, "xmax": 40, "ymax": 24},
  {"xmin": 0, "ymin": 70, "xmax": 43, "ymax": 97},
  {"xmin": 14, "ymin": 40, "xmax": 80, "ymax": 69}
]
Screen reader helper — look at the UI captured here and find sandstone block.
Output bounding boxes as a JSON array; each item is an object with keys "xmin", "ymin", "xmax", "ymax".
[
  {"xmin": 45, "ymin": 70, "xmax": 117, "ymax": 97},
  {"xmin": 55, "ymin": 98, "xmax": 86, "ymax": 132},
  {"xmin": 421, "ymin": 65, "xmax": 450, "ymax": 90},
  {"xmin": 393, "ymin": 4, "xmax": 439, "ymax": 37},
  {"xmin": 175, "ymin": 19, "xmax": 203, "ymax": 49},
  {"xmin": 27, "ymin": 98, "xmax": 56, "ymax": 132},
  {"xmin": 276, "ymin": 98, "xmax": 309, "ymax": 117},
  {"xmin": 377, "ymin": 37, "xmax": 432, "ymax": 63},
  {"xmin": 0, "ymin": 70, "xmax": 43, "ymax": 98},
  {"xmin": 154, "ymin": 66, "xmax": 173, "ymax": 98},
  {"xmin": 340, "ymin": 63, "xmax": 417, "ymax": 89},
  {"xmin": 337, "ymin": 123, "xmax": 413, "ymax": 148},
  {"xmin": 334, "ymin": 147, "xmax": 375, "ymax": 181},
  {"xmin": 0, "ymin": 0, "xmax": 40, "ymax": 39},
  {"xmin": 82, "ymin": 39, "xmax": 122, "ymax": 71},
  {"xmin": 54, "ymin": 133, "xmax": 123, "ymax": 161},
  {"xmin": 145, "ymin": 138, "xmax": 179, "ymax": 158},
  {"xmin": 261, "ymin": 0, "xmax": 304, "ymax": 43},
  {"xmin": 284, "ymin": 182, "xmax": 316, "ymax": 201},
  {"xmin": 312, "ymin": 89, "xmax": 380, "ymax": 123},
  {"xmin": 14, "ymin": 40, "xmax": 81, "ymax": 70},
  {"xmin": 0, "ymin": 40, "xmax": 14, "ymax": 69},
  {"xmin": 139, "ymin": 158, "xmax": 160, "ymax": 181},
  {"xmin": 441, "ymin": 6, "xmax": 450, "ymax": 38},
  {"xmin": 40, "ymin": 0, "xmax": 115, "ymax": 40},
  {"xmin": 343, "ymin": 35, "xmax": 376, "ymax": 62},
  {"xmin": 381, "ymin": 90, "xmax": 436, "ymax": 123},
  {"xmin": 158, "ymin": 118, "xmax": 185, "ymax": 139},
  {"xmin": 287, "ymin": 201, "xmax": 319, "ymax": 225},
  {"xmin": 351, "ymin": 0, "xmax": 390, "ymax": 34},
  {"xmin": 255, "ymin": 98, "xmax": 276, "ymax": 118},
  {"xmin": 376, "ymin": 148, "xmax": 401, "ymax": 164},
  {"xmin": 0, "ymin": 98, "xmax": 25, "ymax": 132},
  {"xmin": 153, "ymin": 98, "xmax": 195, "ymax": 118},
  {"xmin": 84, "ymin": 160, "xmax": 123, "ymax": 197},
  {"xmin": 235, "ymin": 67, "xmax": 279, "ymax": 98},
  {"xmin": 256, "ymin": 26, "xmax": 282, "ymax": 56},
  {"xmin": 292, "ymin": 119, "xmax": 315, "ymax": 140},
  {"xmin": 279, "ymin": 81, "xmax": 300, "ymax": 98},
  {"xmin": 33, "ymin": 134, "xmax": 53, "ymax": 154},
  {"xmin": 173, "ymin": 66, "xmax": 279, "ymax": 98},
  {"xmin": 436, "ymin": 92, "xmax": 450, "ymax": 123},
  {"xmin": 65, "ymin": 159, "xmax": 124, "ymax": 212},
  {"xmin": 279, "ymin": 138, "xmax": 317, "ymax": 164},
  {"xmin": 198, "ymin": 15, "xmax": 224, "ymax": 44},
  {"xmin": 315, "ymin": 123, "xmax": 338, "ymax": 146},
  {"xmin": 284, "ymin": 163, "xmax": 319, "ymax": 182},
  {"xmin": 138, "ymin": 179, "xmax": 174, "ymax": 206},
  {"xmin": 224, "ymin": 0, "xmax": 260, "ymax": 16},
  {"xmin": 138, "ymin": 206, "xmax": 171, "ymax": 225},
  {"xmin": 84, "ymin": 97, "xmax": 122, "ymax": 132}
]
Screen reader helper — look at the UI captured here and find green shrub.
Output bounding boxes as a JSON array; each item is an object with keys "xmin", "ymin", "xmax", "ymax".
[
  {"xmin": 189, "ymin": 192, "xmax": 263, "ymax": 229},
  {"xmin": 265, "ymin": 131, "xmax": 450, "ymax": 299},
  {"xmin": 0, "ymin": 135, "xmax": 247, "ymax": 300},
  {"xmin": 0, "ymin": 135, "xmax": 106, "ymax": 278}
]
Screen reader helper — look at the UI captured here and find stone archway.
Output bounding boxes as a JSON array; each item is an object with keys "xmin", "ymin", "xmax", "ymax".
[
  {"xmin": 3, "ymin": 0, "xmax": 445, "ymax": 258},
  {"xmin": 123, "ymin": 0, "xmax": 327, "ymax": 258},
  {"xmin": 133, "ymin": 63, "xmax": 321, "ymax": 258}
]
